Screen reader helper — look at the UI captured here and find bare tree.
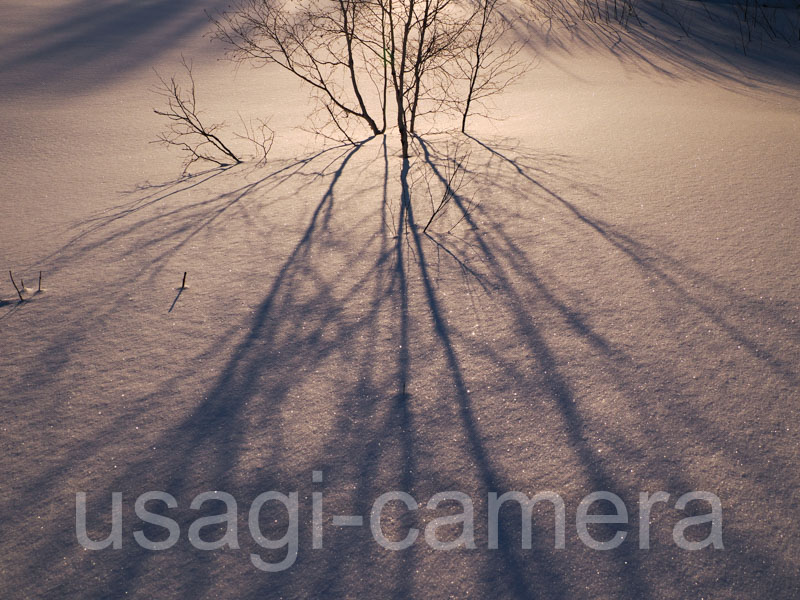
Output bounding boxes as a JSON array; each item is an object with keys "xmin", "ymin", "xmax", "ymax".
[
  {"xmin": 211, "ymin": 0, "xmax": 385, "ymax": 142},
  {"xmin": 153, "ymin": 58, "xmax": 242, "ymax": 174},
  {"xmin": 382, "ymin": 0, "xmax": 476, "ymax": 153},
  {"xmin": 211, "ymin": 0, "xmax": 526, "ymax": 157},
  {"xmin": 456, "ymin": 0, "xmax": 526, "ymax": 133}
]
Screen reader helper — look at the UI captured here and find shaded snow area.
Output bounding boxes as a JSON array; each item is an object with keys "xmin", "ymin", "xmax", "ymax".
[{"xmin": 1, "ymin": 0, "xmax": 799, "ymax": 598}]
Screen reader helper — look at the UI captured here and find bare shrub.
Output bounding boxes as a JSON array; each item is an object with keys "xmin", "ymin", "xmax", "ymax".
[
  {"xmin": 153, "ymin": 58, "xmax": 242, "ymax": 173},
  {"xmin": 211, "ymin": 0, "xmax": 526, "ymax": 157},
  {"xmin": 211, "ymin": 0, "xmax": 386, "ymax": 142},
  {"xmin": 153, "ymin": 57, "xmax": 274, "ymax": 173},
  {"xmin": 454, "ymin": 0, "xmax": 527, "ymax": 133}
]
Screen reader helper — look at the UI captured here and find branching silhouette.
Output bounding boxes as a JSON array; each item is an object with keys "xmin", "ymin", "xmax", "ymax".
[
  {"xmin": 5, "ymin": 135, "xmax": 800, "ymax": 598},
  {"xmin": 153, "ymin": 57, "xmax": 274, "ymax": 174},
  {"xmin": 211, "ymin": 0, "xmax": 525, "ymax": 155},
  {"xmin": 455, "ymin": 0, "xmax": 528, "ymax": 133},
  {"xmin": 153, "ymin": 57, "xmax": 243, "ymax": 173}
]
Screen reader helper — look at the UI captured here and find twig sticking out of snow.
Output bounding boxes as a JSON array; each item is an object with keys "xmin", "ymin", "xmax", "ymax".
[{"xmin": 9, "ymin": 271, "xmax": 23, "ymax": 302}]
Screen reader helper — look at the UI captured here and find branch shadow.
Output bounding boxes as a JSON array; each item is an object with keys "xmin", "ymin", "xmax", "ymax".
[
  {"xmin": 3, "ymin": 131, "xmax": 799, "ymax": 598},
  {"xmin": 520, "ymin": 0, "xmax": 800, "ymax": 97},
  {"xmin": 0, "ymin": 0, "xmax": 233, "ymax": 99}
]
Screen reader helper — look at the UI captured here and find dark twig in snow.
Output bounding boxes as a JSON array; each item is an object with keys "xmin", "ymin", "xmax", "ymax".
[{"xmin": 9, "ymin": 271, "xmax": 23, "ymax": 302}]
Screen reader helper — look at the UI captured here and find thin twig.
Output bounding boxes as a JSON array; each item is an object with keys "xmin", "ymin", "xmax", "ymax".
[{"xmin": 9, "ymin": 271, "xmax": 23, "ymax": 302}]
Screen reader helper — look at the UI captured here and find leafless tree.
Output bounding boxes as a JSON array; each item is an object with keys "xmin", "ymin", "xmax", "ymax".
[
  {"xmin": 153, "ymin": 58, "xmax": 242, "ymax": 174},
  {"xmin": 380, "ymin": 0, "xmax": 474, "ymax": 155},
  {"xmin": 153, "ymin": 57, "xmax": 275, "ymax": 173},
  {"xmin": 455, "ymin": 0, "xmax": 526, "ymax": 133},
  {"xmin": 211, "ymin": 0, "xmax": 526, "ymax": 157},
  {"xmin": 211, "ymin": 0, "xmax": 385, "ymax": 142}
]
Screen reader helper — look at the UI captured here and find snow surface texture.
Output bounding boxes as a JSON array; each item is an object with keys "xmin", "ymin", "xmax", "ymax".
[{"xmin": 1, "ymin": 0, "xmax": 799, "ymax": 598}]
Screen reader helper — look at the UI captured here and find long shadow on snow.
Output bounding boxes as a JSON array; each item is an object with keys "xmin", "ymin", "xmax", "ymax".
[
  {"xmin": 9, "ymin": 133, "xmax": 800, "ymax": 598},
  {"xmin": 521, "ymin": 0, "xmax": 800, "ymax": 97},
  {"xmin": 0, "ymin": 0, "xmax": 231, "ymax": 98}
]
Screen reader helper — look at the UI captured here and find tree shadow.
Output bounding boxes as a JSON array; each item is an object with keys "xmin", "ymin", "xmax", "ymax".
[
  {"xmin": 520, "ymin": 0, "xmax": 800, "ymax": 97},
  {"xmin": 2, "ymin": 132, "xmax": 799, "ymax": 598},
  {"xmin": 0, "ymin": 0, "xmax": 231, "ymax": 99}
]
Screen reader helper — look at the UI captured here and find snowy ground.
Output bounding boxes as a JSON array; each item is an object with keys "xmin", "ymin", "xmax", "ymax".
[{"xmin": 1, "ymin": 1, "xmax": 799, "ymax": 598}]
